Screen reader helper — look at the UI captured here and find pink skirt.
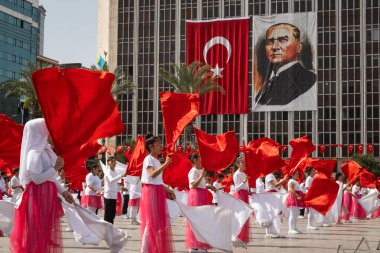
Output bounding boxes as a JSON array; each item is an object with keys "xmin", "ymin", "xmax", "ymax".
[
  {"xmin": 186, "ymin": 188, "xmax": 212, "ymax": 250},
  {"xmin": 286, "ymin": 191, "xmax": 305, "ymax": 208},
  {"xmin": 81, "ymin": 194, "xmax": 103, "ymax": 209},
  {"xmin": 373, "ymin": 206, "xmax": 380, "ymax": 217},
  {"xmin": 0, "ymin": 190, "xmax": 3, "ymax": 200},
  {"xmin": 116, "ymin": 192, "xmax": 123, "ymax": 216},
  {"xmin": 234, "ymin": 189, "xmax": 251, "ymax": 243},
  {"xmin": 129, "ymin": 198, "xmax": 140, "ymax": 207},
  {"xmin": 350, "ymin": 194, "xmax": 366, "ymax": 219},
  {"xmin": 342, "ymin": 191, "xmax": 352, "ymax": 220},
  {"xmin": 10, "ymin": 181, "xmax": 63, "ymax": 253},
  {"xmin": 140, "ymin": 184, "xmax": 174, "ymax": 253}
]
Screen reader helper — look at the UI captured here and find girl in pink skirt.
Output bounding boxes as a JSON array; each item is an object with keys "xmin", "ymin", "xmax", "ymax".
[
  {"xmin": 350, "ymin": 179, "xmax": 366, "ymax": 220},
  {"xmin": 286, "ymin": 170, "xmax": 305, "ymax": 234},
  {"xmin": 10, "ymin": 118, "xmax": 74, "ymax": 253},
  {"xmin": 140, "ymin": 134, "xmax": 175, "ymax": 253},
  {"xmin": 233, "ymin": 157, "xmax": 251, "ymax": 244},
  {"xmin": 82, "ymin": 164, "xmax": 103, "ymax": 213},
  {"xmin": 186, "ymin": 153, "xmax": 216, "ymax": 252}
]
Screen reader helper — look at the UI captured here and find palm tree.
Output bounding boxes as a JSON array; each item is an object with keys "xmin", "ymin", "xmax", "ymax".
[
  {"xmin": 0, "ymin": 62, "xmax": 47, "ymax": 120},
  {"xmin": 159, "ymin": 61, "xmax": 224, "ymax": 95},
  {"xmin": 91, "ymin": 62, "xmax": 134, "ymax": 97},
  {"xmin": 159, "ymin": 61, "xmax": 225, "ymax": 148}
]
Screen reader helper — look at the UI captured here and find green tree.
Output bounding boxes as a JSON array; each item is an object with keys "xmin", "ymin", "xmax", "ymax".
[
  {"xmin": 0, "ymin": 62, "xmax": 47, "ymax": 120},
  {"xmin": 159, "ymin": 61, "xmax": 225, "ymax": 148},
  {"xmin": 352, "ymin": 154, "xmax": 380, "ymax": 176},
  {"xmin": 91, "ymin": 62, "xmax": 134, "ymax": 97},
  {"xmin": 159, "ymin": 61, "xmax": 224, "ymax": 95}
]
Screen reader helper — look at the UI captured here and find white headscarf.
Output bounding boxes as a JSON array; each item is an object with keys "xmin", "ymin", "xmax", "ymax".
[{"xmin": 19, "ymin": 118, "xmax": 57, "ymax": 186}]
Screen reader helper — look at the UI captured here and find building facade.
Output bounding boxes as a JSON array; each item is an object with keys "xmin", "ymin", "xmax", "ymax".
[
  {"xmin": 99, "ymin": 0, "xmax": 380, "ymax": 159},
  {"xmin": 0, "ymin": 0, "xmax": 44, "ymax": 122}
]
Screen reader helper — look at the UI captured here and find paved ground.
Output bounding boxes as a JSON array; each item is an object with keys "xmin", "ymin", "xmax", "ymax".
[{"xmin": 1, "ymin": 214, "xmax": 380, "ymax": 252}]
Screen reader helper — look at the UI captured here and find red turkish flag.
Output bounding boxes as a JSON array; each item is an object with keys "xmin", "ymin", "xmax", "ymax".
[
  {"xmin": 367, "ymin": 144, "xmax": 374, "ymax": 154},
  {"xmin": 194, "ymin": 127, "xmax": 239, "ymax": 172},
  {"xmin": 0, "ymin": 114, "xmax": 23, "ymax": 172},
  {"xmin": 163, "ymin": 151, "xmax": 194, "ymax": 191},
  {"xmin": 32, "ymin": 68, "xmax": 124, "ymax": 182},
  {"xmin": 186, "ymin": 18, "xmax": 249, "ymax": 114},
  {"xmin": 341, "ymin": 160, "xmax": 362, "ymax": 184},
  {"xmin": 357, "ymin": 144, "xmax": 364, "ymax": 154},
  {"xmin": 127, "ymin": 136, "xmax": 147, "ymax": 177},
  {"xmin": 160, "ymin": 92, "xmax": 199, "ymax": 155},
  {"xmin": 304, "ymin": 173, "xmax": 339, "ymax": 215},
  {"xmin": 244, "ymin": 137, "xmax": 285, "ymax": 188}
]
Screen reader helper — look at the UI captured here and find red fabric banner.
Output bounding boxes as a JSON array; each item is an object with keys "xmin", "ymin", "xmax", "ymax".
[
  {"xmin": 186, "ymin": 18, "xmax": 249, "ymax": 114},
  {"xmin": 194, "ymin": 127, "xmax": 239, "ymax": 172},
  {"xmin": 308, "ymin": 159, "xmax": 337, "ymax": 178},
  {"xmin": 127, "ymin": 136, "xmax": 147, "ymax": 177},
  {"xmin": 341, "ymin": 160, "xmax": 362, "ymax": 184},
  {"xmin": 359, "ymin": 169, "xmax": 376, "ymax": 188},
  {"xmin": 288, "ymin": 136, "xmax": 316, "ymax": 182},
  {"xmin": 163, "ymin": 151, "xmax": 194, "ymax": 191},
  {"xmin": 160, "ymin": 92, "xmax": 199, "ymax": 154},
  {"xmin": 0, "ymin": 114, "xmax": 23, "ymax": 173},
  {"xmin": 304, "ymin": 173, "xmax": 339, "ymax": 215},
  {"xmin": 244, "ymin": 137, "xmax": 285, "ymax": 188},
  {"xmin": 32, "ymin": 68, "xmax": 124, "ymax": 183}
]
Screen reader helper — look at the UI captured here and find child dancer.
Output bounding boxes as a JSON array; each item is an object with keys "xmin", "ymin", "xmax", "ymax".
[{"xmin": 286, "ymin": 171, "xmax": 305, "ymax": 234}]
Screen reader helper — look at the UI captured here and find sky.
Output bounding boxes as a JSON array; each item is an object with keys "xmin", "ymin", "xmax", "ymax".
[{"xmin": 39, "ymin": 0, "xmax": 98, "ymax": 68}]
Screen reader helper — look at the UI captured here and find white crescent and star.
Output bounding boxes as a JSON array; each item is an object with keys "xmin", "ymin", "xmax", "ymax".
[{"xmin": 203, "ymin": 36, "xmax": 232, "ymax": 78}]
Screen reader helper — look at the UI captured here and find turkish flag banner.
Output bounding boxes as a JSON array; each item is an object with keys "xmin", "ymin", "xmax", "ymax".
[
  {"xmin": 186, "ymin": 18, "xmax": 249, "ymax": 114},
  {"xmin": 160, "ymin": 92, "xmax": 199, "ymax": 155}
]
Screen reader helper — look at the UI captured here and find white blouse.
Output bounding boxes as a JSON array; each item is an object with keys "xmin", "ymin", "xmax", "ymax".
[
  {"xmin": 288, "ymin": 179, "xmax": 302, "ymax": 192},
  {"xmin": 233, "ymin": 170, "xmax": 249, "ymax": 192},
  {"xmin": 141, "ymin": 155, "xmax": 163, "ymax": 185},
  {"xmin": 188, "ymin": 167, "xmax": 206, "ymax": 189},
  {"xmin": 85, "ymin": 173, "xmax": 102, "ymax": 196},
  {"xmin": 265, "ymin": 173, "xmax": 277, "ymax": 192},
  {"xmin": 25, "ymin": 150, "xmax": 64, "ymax": 194}
]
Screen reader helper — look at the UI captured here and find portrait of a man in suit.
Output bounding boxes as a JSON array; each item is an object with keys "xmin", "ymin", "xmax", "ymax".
[{"xmin": 254, "ymin": 23, "xmax": 317, "ymax": 106}]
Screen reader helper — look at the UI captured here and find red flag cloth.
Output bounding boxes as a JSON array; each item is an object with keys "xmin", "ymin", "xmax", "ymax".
[
  {"xmin": 304, "ymin": 173, "xmax": 339, "ymax": 215},
  {"xmin": 67, "ymin": 161, "xmax": 88, "ymax": 191},
  {"xmin": 163, "ymin": 151, "xmax": 194, "ymax": 191},
  {"xmin": 244, "ymin": 137, "xmax": 285, "ymax": 188},
  {"xmin": 288, "ymin": 136, "xmax": 316, "ymax": 182},
  {"xmin": 357, "ymin": 144, "xmax": 364, "ymax": 154},
  {"xmin": 194, "ymin": 127, "xmax": 239, "ymax": 172},
  {"xmin": 221, "ymin": 173, "xmax": 233, "ymax": 193},
  {"xmin": 186, "ymin": 18, "xmax": 249, "ymax": 114},
  {"xmin": 341, "ymin": 160, "xmax": 362, "ymax": 184},
  {"xmin": 359, "ymin": 169, "xmax": 376, "ymax": 188},
  {"xmin": 367, "ymin": 144, "xmax": 374, "ymax": 154},
  {"xmin": 308, "ymin": 159, "xmax": 337, "ymax": 178},
  {"xmin": 160, "ymin": 92, "xmax": 199, "ymax": 155},
  {"xmin": 32, "ymin": 68, "xmax": 124, "ymax": 181},
  {"xmin": 0, "ymin": 114, "xmax": 24, "ymax": 172},
  {"xmin": 127, "ymin": 136, "xmax": 147, "ymax": 177}
]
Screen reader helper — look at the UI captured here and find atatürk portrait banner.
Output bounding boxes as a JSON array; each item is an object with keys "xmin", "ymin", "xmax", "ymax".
[{"xmin": 252, "ymin": 13, "xmax": 317, "ymax": 112}]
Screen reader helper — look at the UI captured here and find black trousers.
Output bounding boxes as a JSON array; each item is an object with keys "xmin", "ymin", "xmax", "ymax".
[
  {"xmin": 104, "ymin": 198, "xmax": 117, "ymax": 224},
  {"xmin": 122, "ymin": 194, "xmax": 130, "ymax": 215}
]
